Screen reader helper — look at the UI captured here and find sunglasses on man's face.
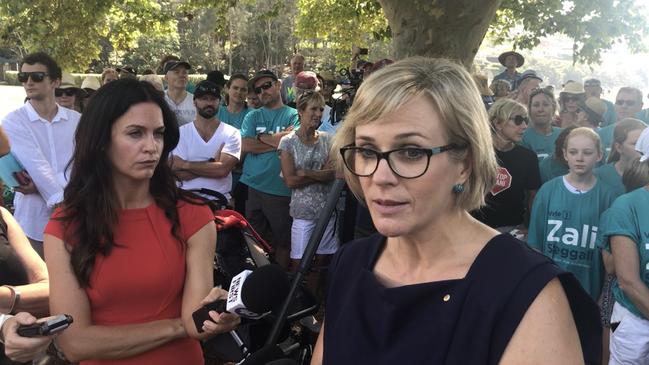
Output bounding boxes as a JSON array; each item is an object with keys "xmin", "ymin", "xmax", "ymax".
[
  {"xmin": 55, "ymin": 88, "xmax": 77, "ymax": 97},
  {"xmin": 254, "ymin": 81, "xmax": 274, "ymax": 94},
  {"xmin": 615, "ymin": 99, "xmax": 637, "ymax": 107},
  {"xmin": 18, "ymin": 72, "xmax": 50, "ymax": 83},
  {"xmin": 510, "ymin": 115, "xmax": 529, "ymax": 126}
]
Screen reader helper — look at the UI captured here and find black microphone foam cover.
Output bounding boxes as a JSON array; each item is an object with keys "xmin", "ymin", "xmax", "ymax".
[{"xmin": 241, "ymin": 264, "xmax": 290, "ymax": 314}]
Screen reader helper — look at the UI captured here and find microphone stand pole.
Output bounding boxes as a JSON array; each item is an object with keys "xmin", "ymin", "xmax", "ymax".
[{"xmin": 265, "ymin": 179, "xmax": 345, "ymax": 346}]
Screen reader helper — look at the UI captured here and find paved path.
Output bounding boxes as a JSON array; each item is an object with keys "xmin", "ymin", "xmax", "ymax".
[{"xmin": 0, "ymin": 85, "xmax": 26, "ymax": 121}]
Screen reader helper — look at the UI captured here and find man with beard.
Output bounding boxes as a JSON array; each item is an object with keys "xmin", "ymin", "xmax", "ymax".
[
  {"xmin": 240, "ymin": 70, "xmax": 299, "ymax": 269},
  {"xmin": 171, "ymin": 80, "xmax": 241, "ymax": 200}
]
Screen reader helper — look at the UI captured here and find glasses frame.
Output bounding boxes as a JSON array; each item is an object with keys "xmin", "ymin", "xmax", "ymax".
[
  {"xmin": 254, "ymin": 81, "xmax": 275, "ymax": 94},
  {"xmin": 18, "ymin": 72, "xmax": 50, "ymax": 83},
  {"xmin": 562, "ymin": 95, "xmax": 581, "ymax": 103},
  {"xmin": 510, "ymin": 115, "xmax": 529, "ymax": 126},
  {"xmin": 615, "ymin": 99, "xmax": 637, "ymax": 107},
  {"xmin": 339, "ymin": 144, "xmax": 465, "ymax": 179},
  {"xmin": 55, "ymin": 88, "xmax": 77, "ymax": 97}
]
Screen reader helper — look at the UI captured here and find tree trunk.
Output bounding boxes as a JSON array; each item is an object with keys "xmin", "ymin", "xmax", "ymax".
[{"xmin": 378, "ymin": 0, "xmax": 502, "ymax": 67}]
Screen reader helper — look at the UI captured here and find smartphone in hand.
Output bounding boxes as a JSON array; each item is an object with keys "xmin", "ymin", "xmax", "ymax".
[{"xmin": 17, "ymin": 314, "xmax": 73, "ymax": 337}]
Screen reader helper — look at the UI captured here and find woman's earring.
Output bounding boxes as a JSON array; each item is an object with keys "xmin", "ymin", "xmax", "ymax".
[{"xmin": 452, "ymin": 183, "xmax": 465, "ymax": 194}]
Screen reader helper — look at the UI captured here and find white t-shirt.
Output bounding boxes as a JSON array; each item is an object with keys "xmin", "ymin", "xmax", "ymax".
[
  {"xmin": 173, "ymin": 121, "xmax": 241, "ymax": 198},
  {"xmin": 164, "ymin": 91, "xmax": 196, "ymax": 126}
]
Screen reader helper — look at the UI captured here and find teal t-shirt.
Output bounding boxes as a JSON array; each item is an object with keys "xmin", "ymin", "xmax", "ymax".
[
  {"xmin": 597, "ymin": 124, "xmax": 614, "ymax": 161},
  {"xmin": 240, "ymin": 106, "xmax": 299, "ymax": 197},
  {"xmin": 636, "ymin": 109, "xmax": 649, "ymax": 124},
  {"xmin": 594, "ymin": 163, "xmax": 625, "ymax": 198},
  {"xmin": 598, "ymin": 187, "xmax": 649, "ymax": 319},
  {"xmin": 218, "ymin": 106, "xmax": 250, "ymax": 130},
  {"xmin": 538, "ymin": 155, "xmax": 568, "ymax": 184},
  {"xmin": 528, "ymin": 176, "xmax": 617, "ymax": 299},
  {"xmin": 521, "ymin": 126, "xmax": 562, "ymax": 160},
  {"xmin": 601, "ymin": 99, "xmax": 617, "ymax": 127}
]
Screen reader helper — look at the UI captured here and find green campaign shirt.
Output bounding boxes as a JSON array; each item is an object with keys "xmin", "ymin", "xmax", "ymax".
[
  {"xmin": 218, "ymin": 106, "xmax": 251, "ymax": 130},
  {"xmin": 597, "ymin": 124, "xmax": 614, "ymax": 162},
  {"xmin": 240, "ymin": 106, "xmax": 299, "ymax": 197},
  {"xmin": 538, "ymin": 155, "xmax": 568, "ymax": 184},
  {"xmin": 528, "ymin": 176, "xmax": 617, "ymax": 299},
  {"xmin": 599, "ymin": 187, "xmax": 649, "ymax": 320},
  {"xmin": 594, "ymin": 163, "xmax": 625, "ymax": 198},
  {"xmin": 521, "ymin": 126, "xmax": 562, "ymax": 160}
]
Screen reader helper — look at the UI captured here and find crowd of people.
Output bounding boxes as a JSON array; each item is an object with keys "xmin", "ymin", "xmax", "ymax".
[{"xmin": 0, "ymin": 47, "xmax": 648, "ymax": 365}]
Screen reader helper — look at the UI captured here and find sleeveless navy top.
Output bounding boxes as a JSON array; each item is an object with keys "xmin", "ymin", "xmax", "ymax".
[{"xmin": 323, "ymin": 233, "xmax": 601, "ymax": 364}]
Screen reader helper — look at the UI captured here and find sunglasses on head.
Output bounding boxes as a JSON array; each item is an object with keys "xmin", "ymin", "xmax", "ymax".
[
  {"xmin": 18, "ymin": 72, "xmax": 50, "ymax": 83},
  {"xmin": 254, "ymin": 81, "xmax": 274, "ymax": 94},
  {"xmin": 615, "ymin": 99, "xmax": 636, "ymax": 107},
  {"xmin": 55, "ymin": 88, "xmax": 77, "ymax": 97},
  {"xmin": 510, "ymin": 115, "xmax": 529, "ymax": 126}
]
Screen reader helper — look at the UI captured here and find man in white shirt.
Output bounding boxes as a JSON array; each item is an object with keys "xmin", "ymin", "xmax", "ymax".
[
  {"xmin": 163, "ymin": 60, "xmax": 196, "ymax": 126},
  {"xmin": 171, "ymin": 80, "xmax": 241, "ymax": 200},
  {"xmin": 2, "ymin": 52, "xmax": 80, "ymax": 256}
]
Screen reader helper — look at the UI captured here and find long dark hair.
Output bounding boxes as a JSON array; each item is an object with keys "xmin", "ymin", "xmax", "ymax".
[
  {"xmin": 59, "ymin": 78, "xmax": 192, "ymax": 288},
  {"xmin": 224, "ymin": 73, "xmax": 249, "ymax": 107}
]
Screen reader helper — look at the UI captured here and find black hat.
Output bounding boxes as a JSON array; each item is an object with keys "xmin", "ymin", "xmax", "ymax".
[
  {"xmin": 249, "ymin": 70, "xmax": 279, "ymax": 87},
  {"xmin": 116, "ymin": 65, "xmax": 137, "ymax": 76},
  {"xmin": 193, "ymin": 80, "xmax": 221, "ymax": 99},
  {"xmin": 206, "ymin": 70, "xmax": 226, "ymax": 88},
  {"xmin": 498, "ymin": 51, "xmax": 525, "ymax": 68},
  {"xmin": 163, "ymin": 60, "xmax": 191, "ymax": 74}
]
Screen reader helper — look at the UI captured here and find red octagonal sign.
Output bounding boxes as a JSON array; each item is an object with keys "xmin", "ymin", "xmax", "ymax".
[{"xmin": 491, "ymin": 167, "xmax": 512, "ymax": 196}]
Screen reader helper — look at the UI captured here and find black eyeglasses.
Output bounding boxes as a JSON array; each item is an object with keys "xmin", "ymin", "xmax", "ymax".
[
  {"xmin": 18, "ymin": 72, "xmax": 50, "ymax": 83},
  {"xmin": 510, "ymin": 115, "xmax": 529, "ymax": 126},
  {"xmin": 340, "ymin": 144, "xmax": 465, "ymax": 179},
  {"xmin": 254, "ymin": 81, "xmax": 274, "ymax": 94},
  {"xmin": 615, "ymin": 99, "xmax": 637, "ymax": 107},
  {"xmin": 55, "ymin": 88, "xmax": 77, "ymax": 97}
]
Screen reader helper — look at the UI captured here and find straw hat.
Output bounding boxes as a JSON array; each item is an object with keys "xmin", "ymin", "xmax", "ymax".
[
  {"xmin": 59, "ymin": 73, "xmax": 79, "ymax": 90},
  {"xmin": 560, "ymin": 81, "xmax": 585, "ymax": 95},
  {"xmin": 579, "ymin": 97, "xmax": 606, "ymax": 124},
  {"xmin": 80, "ymin": 76, "xmax": 100, "ymax": 91}
]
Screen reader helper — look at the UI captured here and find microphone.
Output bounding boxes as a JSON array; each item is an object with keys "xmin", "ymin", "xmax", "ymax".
[
  {"xmin": 192, "ymin": 265, "xmax": 290, "ymax": 359},
  {"xmin": 226, "ymin": 264, "xmax": 291, "ymax": 319},
  {"xmin": 193, "ymin": 264, "xmax": 290, "ymax": 330}
]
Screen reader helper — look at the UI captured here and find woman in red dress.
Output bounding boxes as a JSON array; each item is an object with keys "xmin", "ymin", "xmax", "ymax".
[{"xmin": 44, "ymin": 79, "xmax": 239, "ymax": 364}]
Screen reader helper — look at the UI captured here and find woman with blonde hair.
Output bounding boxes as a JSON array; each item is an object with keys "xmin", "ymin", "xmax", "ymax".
[
  {"xmin": 475, "ymin": 98, "xmax": 540, "ymax": 232},
  {"xmin": 529, "ymin": 128, "xmax": 616, "ymax": 300},
  {"xmin": 278, "ymin": 91, "xmax": 337, "ymax": 293},
  {"xmin": 311, "ymin": 57, "xmax": 600, "ymax": 364}
]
